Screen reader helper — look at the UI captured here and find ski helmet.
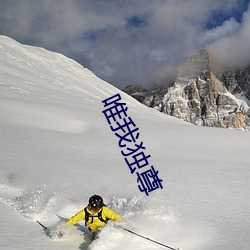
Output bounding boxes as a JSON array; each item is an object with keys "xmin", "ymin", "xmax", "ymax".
[{"xmin": 89, "ymin": 195, "xmax": 104, "ymax": 210}]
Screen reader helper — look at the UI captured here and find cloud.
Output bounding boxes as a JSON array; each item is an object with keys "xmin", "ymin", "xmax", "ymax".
[
  {"xmin": 208, "ymin": 4, "xmax": 250, "ymax": 69},
  {"xmin": 0, "ymin": 0, "xmax": 249, "ymax": 89},
  {"xmin": 200, "ymin": 18, "xmax": 240, "ymax": 45}
]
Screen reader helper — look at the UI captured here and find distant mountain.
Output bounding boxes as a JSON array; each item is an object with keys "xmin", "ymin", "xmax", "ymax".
[
  {"xmin": 123, "ymin": 49, "xmax": 250, "ymax": 130},
  {"xmin": 217, "ymin": 66, "xmax": 250, "ymax": 100}
]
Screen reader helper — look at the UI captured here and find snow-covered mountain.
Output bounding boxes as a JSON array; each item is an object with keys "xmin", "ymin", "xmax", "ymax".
[
  {"xmin": 124, "ymin": 49, "xmax": 250, "ymax": 130},
  {"xmin": 217, "ymin": 65, "xmax": 250, "ymax": 100},
  {"xmin": 0, "ymin": 36, "xmax": 250, "ymax": 250}
]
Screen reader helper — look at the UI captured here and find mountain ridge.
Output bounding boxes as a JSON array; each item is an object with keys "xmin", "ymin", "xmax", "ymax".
[{"xmin": 123, "ymin": 49, "xmax": 250, "ymax": 130}]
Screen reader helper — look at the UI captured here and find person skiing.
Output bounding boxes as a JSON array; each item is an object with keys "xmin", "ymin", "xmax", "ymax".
[{"xmin": 66, "ymin": 194, "xmax": 121, "ymax": 239}]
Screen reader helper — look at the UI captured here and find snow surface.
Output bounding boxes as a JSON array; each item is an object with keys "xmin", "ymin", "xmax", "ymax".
[{"xmin": 0, "ymin": 35, "xmax": 250, "ymax": 250}]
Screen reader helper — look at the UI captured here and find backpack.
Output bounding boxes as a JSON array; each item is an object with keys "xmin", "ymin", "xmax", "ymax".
[{"xmin": 84, "ymin": 206, "xmax": 109, "ymax": 226}]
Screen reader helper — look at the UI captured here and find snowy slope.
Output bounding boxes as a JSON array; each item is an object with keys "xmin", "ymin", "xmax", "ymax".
[{"xmin": 0, "ymin": 36, "xmax": 250, "ymax": 250}]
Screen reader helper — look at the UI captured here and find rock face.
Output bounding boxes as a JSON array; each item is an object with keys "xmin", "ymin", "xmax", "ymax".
[
  {"xmin": 123, "ymin": 84, "xmax": 147, "ymax": 103},
  {"xmin": 217, "ymin": 66, "xmax": 250, "ymax": 100},
  {"xmin": 123, "ymin": 49, "xmax": 250, "ymax": 130}
]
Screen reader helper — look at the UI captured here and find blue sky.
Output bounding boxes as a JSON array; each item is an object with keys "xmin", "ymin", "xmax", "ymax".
[
  {"xmin": 0, "ymin": 0, "xmax": 249, "ymax": 89},
  {"xmin": 205, "ymin": 0, "xmax": 249, "ymax": 28}
]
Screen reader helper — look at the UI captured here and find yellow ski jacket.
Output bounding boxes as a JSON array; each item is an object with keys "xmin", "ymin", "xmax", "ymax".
[{"xmin": 67, "ymin": 206, "xmax": 121, "ymax": 233}]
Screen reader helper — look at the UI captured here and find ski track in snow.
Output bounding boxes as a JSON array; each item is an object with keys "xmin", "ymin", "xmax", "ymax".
[
  {"xmin": 0, "ymin": 180, "xmax": 211, "ymax": 250},
  {"xmin": 0, "ymin": 99, "xmax": 91, "ymax": 134}
]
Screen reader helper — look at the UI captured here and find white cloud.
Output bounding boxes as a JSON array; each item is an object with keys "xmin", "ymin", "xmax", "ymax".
[
  {"xmin": 209, "ymin": 5, "xmax": 250, "ymax": 68},
  {"xmin": 0, "ymin": 0, "xmax": 249, "ymax": 88},
  {"xmin": 200, "ymin": 18, "xmax": 240, "ymax": 45}
]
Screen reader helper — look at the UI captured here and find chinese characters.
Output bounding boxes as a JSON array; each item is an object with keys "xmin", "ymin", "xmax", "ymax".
[{"xmin": 102, "ymin": 93, "xmax": 163, "ymax": 195}]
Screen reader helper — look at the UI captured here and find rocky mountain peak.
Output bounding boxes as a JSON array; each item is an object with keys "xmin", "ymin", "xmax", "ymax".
[
  {"xmin": 177, "ymin": 48, "xmax": 210, "ymax": 78},
  {"xmin": 123, "ymin": 49, "xmax": 250, "ymax": 130}
]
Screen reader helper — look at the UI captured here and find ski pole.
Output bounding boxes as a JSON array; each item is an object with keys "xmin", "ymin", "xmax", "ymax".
[
  {"xmin": 122, "ymin": 227, "xmax": 180, "ymax": 250},
  {"xmin": 37, "ymin": 220, "xmax": 48, "ymax": 231}
]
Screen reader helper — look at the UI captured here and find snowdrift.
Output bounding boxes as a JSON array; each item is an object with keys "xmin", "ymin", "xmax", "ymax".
[{"xmin": 0, "ymin": 36, "xmax": 250, "ymax": 250}]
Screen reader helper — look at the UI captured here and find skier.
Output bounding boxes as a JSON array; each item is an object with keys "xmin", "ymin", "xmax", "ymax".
[{"xmin": 66, "ymin": 194, "xmax": 122, "ymax": 239}]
